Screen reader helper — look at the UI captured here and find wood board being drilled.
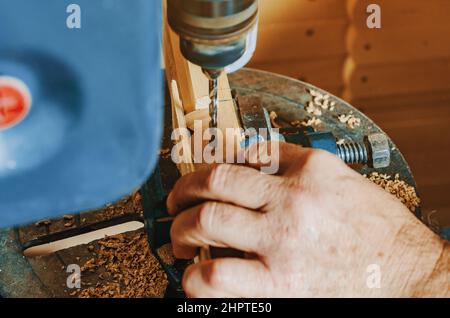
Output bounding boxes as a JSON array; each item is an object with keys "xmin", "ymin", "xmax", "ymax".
[
  {"xmin": 162, "ymin": 5, "xmax": 244, "ymax": 260},
  {"xmin": 163, "ymin": 12, "xmax": 243, "ymax": 160}
]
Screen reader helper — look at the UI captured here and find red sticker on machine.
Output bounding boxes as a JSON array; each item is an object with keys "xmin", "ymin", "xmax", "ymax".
[{"xmin": 0, "ymin": 76, "xmax": 32, "ymax": 130}]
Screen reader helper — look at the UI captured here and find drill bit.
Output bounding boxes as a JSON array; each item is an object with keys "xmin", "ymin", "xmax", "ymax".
[
  {"xmin": 208, "ymin": 76, "xmax": 219, "ymax": 130},
  {"xmin": 203, "ymin": 69, "xmax": 222, "ymax": 147}
]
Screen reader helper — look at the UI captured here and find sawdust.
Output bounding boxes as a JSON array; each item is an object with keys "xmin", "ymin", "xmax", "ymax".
[
  {"xmin": 269, "ymin": 111, "xmax": 282, "ymax": 128},
  {"xmin": 34, "ymin": 192, "xmax": 144, "ymax": 228},
  {"xmin": 102, "ymin": 191, "xmax": 144, "ymax": 219},
  {"xmin": 307, "ymin": 89, "xmax": 336, "ymax": 111},
  {"xmin": 338, "ymin": 112, "xmax": 361, "ymax": 129},
  {"xmin": 305, "ymin": 101, "xmax": 322, "ymax": 116},
  {"xmin": 35, "ymin": 219, "xmax": 51, "ymax": 227},
  {"xmin": 366, "ymin": 172, "xmax": 421, "ymax": 212},
  {"xmin": 77, "ymin": 233, "xmax": 168, "ymax": 298},
  {"xmin": 291, "ymin": 117, "xmax": 322, "ymax": 130},
  {"xmin": 160, "ymin": 148, "xmax": 171, "ymax": 159},
  {"xmin": 157, "ymin": 243, "xmax": 176, "ymax": 266}
]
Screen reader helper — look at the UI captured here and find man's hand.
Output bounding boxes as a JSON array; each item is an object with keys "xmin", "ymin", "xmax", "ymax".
[{"xmin": 167, "ymin": 142, "xmax": 448, "ymax": 297}]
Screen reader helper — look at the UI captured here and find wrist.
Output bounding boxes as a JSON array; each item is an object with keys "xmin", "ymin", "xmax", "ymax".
[
  {"xmin": 376, "ymin": 200, "xmax": 447, "ymax": 297},
  {"xmin": 364, "ymin": 180, "xmax": 448, "ymax": 297},
  {"xmin": 416, "ymin": 240, "xmax": 449, "ymax": 297}
]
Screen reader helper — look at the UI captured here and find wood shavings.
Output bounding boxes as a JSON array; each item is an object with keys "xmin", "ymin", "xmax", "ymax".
[
  {"xmin": 35, "ymin": 220, "xmax": 51, "ymax": 227},
  {"xmin": 337, "ymin": 139, "xmax": 346, "ymax": 146},
  {"xmin": 157, "ymin": 243, "xmax": 175, "ymax": 266},
  {"xmin": 291, "ymin": 117, "xmax": 322, "ymax": 130},
  {"xmin": 101, "ymin": 192, "xmax": 144, "ymax": 219},
  {"xmin": 366, "ymin": 172, "xmax": 421, "ymax": 212},
  {"xmin": 269, "ymin": 111, "xmax": 282, "ymax": 128},
  {"xmin": 338, "ymin": 112, "xmax": 361, "ymax": 129},
  {"xmin": 77, "ymin": 233, "xmax": 168, "ymax": 298},
  {"xmin": 305, "ymin": 101, "xmax": 322, "ymax": 116},
  {"xmin": 307, "ymin": 89, "xmax": 336, "ymax": 111},
  {"xmin": 159, "ymin": 148, "xmax": 171, "ymax": 159}
]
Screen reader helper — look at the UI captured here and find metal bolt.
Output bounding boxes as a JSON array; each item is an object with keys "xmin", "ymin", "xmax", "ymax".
[{"xmin": 336, "ymin": 133, "xmax": 390, "ymax": 168}]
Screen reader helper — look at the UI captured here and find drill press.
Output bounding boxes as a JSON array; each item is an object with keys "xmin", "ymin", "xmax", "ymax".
[{"xmin": 167, "ymin": 0, "xmax": 259, "ymax": 132}]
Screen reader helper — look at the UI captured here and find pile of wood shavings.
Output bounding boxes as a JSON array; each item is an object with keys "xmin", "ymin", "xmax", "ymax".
[
  {"xmin": 366, "ymin": 172, "xmax": 421, "ymax": 212},
  {"xmin": 308, "ymin": 89, "xmax": 336, "ymax": 111},
  {"xmin": 160, "ymin": 148, "xmax": 171, "ymax": 159},
  {"xmin": 157, "ymin": 243, "xmax": 176, "ymax": 266},
  {"xmin": 338, "ymin": 112, "xmax": 361, "ymax": 129},
  {"xmin": 305, "ymin": 101, "xmax": 323, "ymax": 116},
  {"xmin": 291, "ymin": 117, "xmax": 323, "ymax": 130},
  {"xmin": 77, "ymin": 233, "xmax": 168, "ymax": 298}
]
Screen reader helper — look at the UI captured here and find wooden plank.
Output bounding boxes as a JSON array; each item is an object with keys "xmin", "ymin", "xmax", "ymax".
[
  {"xmin": 250, "ymin": 56, "xmax": 345, "ymax": 88},
  {"xmin": 362, "ymin": 102, "xmax": 450, "ymax": 223},
  {"xmin": 349, "ymin": 90, "xmax": 450, "ymax": 111},
  {"xmin": 343, "ymin": 57, "xmax": 450, "ymax": 100},
  {"xmin": 252, "ymin": 19, "xmax": 348, "ymax": 64},
  {"xmin": 348, "ymin": 0, "xmax": 450, "ymax": 29},
  {"xmin": 169, "ymin": 80, "xmax": 196, "ymax": 176},
  {"xmin": 259, "ymin": 0, "xmax": 347, "ymax": 25},
  {"xmin": 347, "ymin": 23, "xmax": 450, "ymax": 65},
  {"xmin": 163, "ymin": 2, "xmax": 241, "ymax": 139},
  {"xmin": 163, "ymin": 19, "xmax": 197, "ymax": 113}
]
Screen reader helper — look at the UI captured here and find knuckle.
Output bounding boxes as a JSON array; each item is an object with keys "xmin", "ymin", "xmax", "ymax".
[
  {"xmin": 205, "ymin": 164, "xmax": 231, "ymax": 193},
  {"xmin": 202, "ymin": 261, "xmax": 225, "ymax": 289},
  {"xmin": 170, "ymin": 217, "xmax": 181, "ymax": 242},
  {"xmin": 301, "ymin": 149, "xmax": 336, "ymax": 170},
  {"xmin": 182, "ymin": 265, "xmax": 197, "ymax": 296},
  {"xmin": 196, "ymin": 202, "xmax": 219, "ymax": 235}
]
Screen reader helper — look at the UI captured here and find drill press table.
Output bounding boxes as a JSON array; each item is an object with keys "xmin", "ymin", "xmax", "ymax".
[{"xmin": 0, "ymin": 69, "xmax": 420, "ymax": 297}]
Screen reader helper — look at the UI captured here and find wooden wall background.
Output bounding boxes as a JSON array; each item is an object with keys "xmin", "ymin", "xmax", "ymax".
[{"xmin": 249, "ymin": 0, "xmax": 450, "ymax": 228}]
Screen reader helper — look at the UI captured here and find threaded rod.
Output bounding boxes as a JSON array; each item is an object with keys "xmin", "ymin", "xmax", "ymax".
[{"xmin": 337, "ymin": 141, "xmax": 368, "ymax": 165}]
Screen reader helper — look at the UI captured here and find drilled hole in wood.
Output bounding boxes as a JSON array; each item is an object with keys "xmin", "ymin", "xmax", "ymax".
[
  {"xmin": 23, "ymin": 221, "xmax": 144, "ymax": 257},
  {"xmin": 361, "ymin": 76, "xmax": 369, "ymax": 83},
  {"xmin": 364, "ymin": 43, "xmax": 372, "ymax": 51}
]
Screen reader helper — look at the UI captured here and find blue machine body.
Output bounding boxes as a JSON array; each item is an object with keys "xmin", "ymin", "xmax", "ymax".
[{"xmin": 0, "ymin": 1, "xmax": 163, "ymax": 226}]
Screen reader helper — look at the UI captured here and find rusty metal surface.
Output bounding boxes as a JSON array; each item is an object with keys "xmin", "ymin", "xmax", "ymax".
[{"xmin": 0, "ymin": 68, "xmax": 419, "ymax": 298}]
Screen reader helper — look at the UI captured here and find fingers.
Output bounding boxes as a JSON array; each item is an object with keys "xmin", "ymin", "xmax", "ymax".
[
  {"xmin": 171, "ymin": 202, "xmax": 268, "ymax": 259},
  {"xmin": 167, "ymin": 164, "xmax": 283, "ymax": 215},
  {"xmin": 183, "ymin": 258, "xmax": 273, "ymax": 298},
  {"xmin": 242, "ymin": 141, "xmax": 310, "ymax": 175},
  {"xmin": 244, "ymin": 141, "xmax": 348, "ymax": 179}
]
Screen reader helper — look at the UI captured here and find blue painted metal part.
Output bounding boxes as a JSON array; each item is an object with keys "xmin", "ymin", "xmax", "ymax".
[{"xmin": 0, "ymin": 1, "xmax": 163, "ymax": 227}]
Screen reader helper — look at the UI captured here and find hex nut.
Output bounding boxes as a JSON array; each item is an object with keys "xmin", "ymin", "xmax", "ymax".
[{"xmin": 365, "ymin": 133, "xmax": 391, "ymax": 169}]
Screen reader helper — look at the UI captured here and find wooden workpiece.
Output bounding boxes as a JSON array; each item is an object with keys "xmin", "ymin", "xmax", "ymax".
[
  {"xmin": 163, "ymin": 5, "xmax": 245, "ymax": 260},
  {"xmin": 163, "ymin": 8, "xmax": 243, "ymax": 164}
]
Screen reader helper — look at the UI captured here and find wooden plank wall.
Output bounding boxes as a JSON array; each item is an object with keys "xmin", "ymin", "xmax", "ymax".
[
  {"xmin": 248, "ymin": 0, "xmax": 348, "ymax": 96},
  {"xmin": 344, "ymin": 0, "xmax": 450, "ymax": 226},
  {"xmin": 250, "ymin": 0, "xmax": 450, "ymax": 228}
]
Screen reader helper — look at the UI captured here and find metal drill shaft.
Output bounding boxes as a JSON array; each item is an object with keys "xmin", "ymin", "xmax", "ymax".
[{"xmin": 208, "ymin": 77, "xmax": 219, "ymax": 130}]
